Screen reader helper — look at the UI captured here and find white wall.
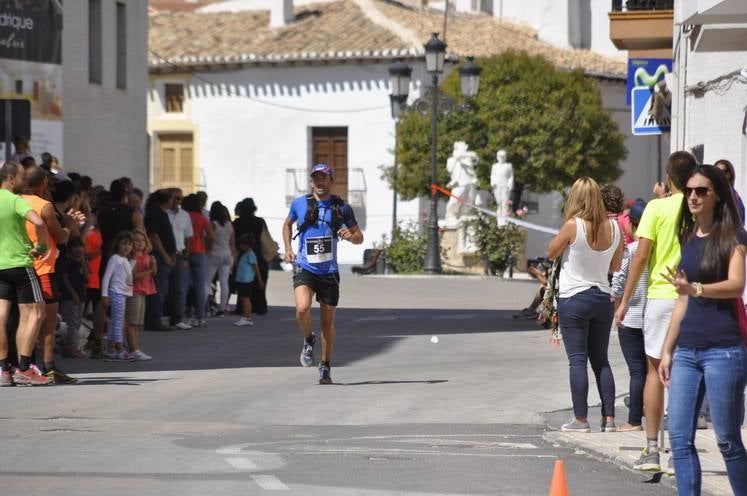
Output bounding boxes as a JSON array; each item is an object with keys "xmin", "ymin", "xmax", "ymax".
[
  {"xmin": 679, "ymin": 48, "xmax": 747, "ymax": 201},
  {"xmin": 63, "ymin": 0, "xmax": 149, "ymax": 190},
  {"xmin": 150, "ymin": 62, "xmax": 427, "ymax": 264},
  {"xmin": 492, "ymin": 0, "xmax": 621, "ymax": 57}
]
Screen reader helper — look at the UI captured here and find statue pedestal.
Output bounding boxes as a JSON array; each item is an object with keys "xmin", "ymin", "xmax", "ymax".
[{"xmin": 440, "ymin": 221, "xmax": 483, "ymax": 274}]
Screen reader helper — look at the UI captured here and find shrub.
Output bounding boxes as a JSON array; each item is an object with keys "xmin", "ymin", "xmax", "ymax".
[
  {"xmin": 386, "ymin": 221, "xmax": 428, "ymax": 273},
  {"xmin": 464, "ymin": 214, "xmax": 525, "ymax": 275}
]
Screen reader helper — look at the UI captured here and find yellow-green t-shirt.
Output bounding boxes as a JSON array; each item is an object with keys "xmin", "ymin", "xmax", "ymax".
[
  {"xmin": 635, "ymin": 193, "xmax": 683, "ymax": 299},
  {"xmin": 0, "ymin": 189, "xmax": 34, "ymax": 270}
]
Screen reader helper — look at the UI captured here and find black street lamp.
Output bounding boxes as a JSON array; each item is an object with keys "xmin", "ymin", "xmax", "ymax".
[
  {"xmin": 386, "ymin": 38, "xmax": 481, "ymax": 274},
  {"xmin": 423, "ymin": 32, "xmax": 447, "ymax": 274}
]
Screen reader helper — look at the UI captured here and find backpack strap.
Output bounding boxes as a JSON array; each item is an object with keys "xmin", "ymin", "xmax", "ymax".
[{"xmin": 293, "ymin": 194, "xmax": 319, "ymax": 240}]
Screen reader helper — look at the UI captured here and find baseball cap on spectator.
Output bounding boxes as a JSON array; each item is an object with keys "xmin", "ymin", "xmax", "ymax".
[
  {"xmin": 629, "ymin": 200, "xmax": 646, "ymax": 224},
  {"xmin": 310, "ymin": 163, "xmax": 333, "ymax": 177}
]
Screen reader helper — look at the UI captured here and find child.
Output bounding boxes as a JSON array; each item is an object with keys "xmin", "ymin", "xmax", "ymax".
[
  {"xmin": 234, "ymin": 233, "xmax": 264, "ymax": 326},
  {"xmin": 84, "ymin": 216, "xmax": 105, "ymax": 359},
  {"xmin": 59, "ymin": 236, "xmax": 89, "ymax": 359},
  {"xmin": 611, "ymin": 200, "xmax": 648, "ymax": 432},
  {"xmin": 101, "ymin": 231, "xmax": 135, "ymax": 361},
  {"xmin": 126, "ymin": 229, "xmax": 156, "ymax": 361}
]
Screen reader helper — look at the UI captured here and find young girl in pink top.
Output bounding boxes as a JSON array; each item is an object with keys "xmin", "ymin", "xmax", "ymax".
[{"xmin": 126, "ymin": 229, "xmax": 156, "ymax": 361}]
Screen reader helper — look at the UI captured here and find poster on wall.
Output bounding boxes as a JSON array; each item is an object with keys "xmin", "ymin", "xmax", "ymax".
[{"xmin": 0, "ymin": 0, "xmax": 63, "ymax": 161}]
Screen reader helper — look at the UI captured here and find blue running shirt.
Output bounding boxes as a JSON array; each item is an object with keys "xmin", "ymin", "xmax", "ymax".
[{"xmin": 288, "ymin": 196, "xmax": 357, "ymax": 275}]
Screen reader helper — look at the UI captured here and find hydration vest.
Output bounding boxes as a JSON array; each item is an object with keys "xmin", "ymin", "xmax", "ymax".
[{"xmin": 294, "ymin": 194, "xmax": 346, "ymax": 239}]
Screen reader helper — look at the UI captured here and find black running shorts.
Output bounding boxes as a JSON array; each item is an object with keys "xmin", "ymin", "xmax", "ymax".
[
  {"xmin": 293, "ymin": 269, "xmax": 340, "ymax": 307},
  {"xmin": 0, "ymin": 267, "xmax": 44, "ymax": 304}
]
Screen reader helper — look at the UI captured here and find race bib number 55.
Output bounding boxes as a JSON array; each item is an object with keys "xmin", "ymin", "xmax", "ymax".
[{"xmin": 306, "ymin": 236, "xmax": 333, "ymax": 264}]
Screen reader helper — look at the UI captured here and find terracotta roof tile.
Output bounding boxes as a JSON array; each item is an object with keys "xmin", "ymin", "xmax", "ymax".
[{"xmin": 149, "ymin": 0, "xmax": 626, "ymax": 78}]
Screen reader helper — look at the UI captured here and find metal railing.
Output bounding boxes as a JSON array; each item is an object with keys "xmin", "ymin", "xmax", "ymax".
[{"xmin": 611, "ymin": 0, "xmax": 674, "ymax": 11}]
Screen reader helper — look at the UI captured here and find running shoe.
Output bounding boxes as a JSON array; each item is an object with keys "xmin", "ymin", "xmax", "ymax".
[
  {"xmin": 13, "ymin": 365, "xmax": 53, "ymax": 386},
  {"xmin": 300, "ymin": 337, "xmax": 315, "ymax": 367},
  {"xmin": 234, "ymin": 317, "xmax": 254, "ymax": 327},
  {"xmin": 633, "ymin": 448, "xmax": 661, "ymax": 472},
  {"xmin": 318, "ymin": 363, "xmax": 332, "ymax": 385},
  {"xmin": 189, "ymin": 318, "xmax": 208, "ymax": 328},
  {"xmin": 130, "ymin": 350, "xmax": 152, "ymax": 361},
  {"xmin": 1, "ymin": 369, "xmax": 13, "ymax": 387},
  {"xmin": 174, "ymin": 321, "xmax": 192, "ymax": 330},
  {"xmin": 45, "ymin": 368, "xmax": 79, "ymax": 385},
  {"xmin": 664, "ymin": 456, "xmax": 675, "ymax": 476}
]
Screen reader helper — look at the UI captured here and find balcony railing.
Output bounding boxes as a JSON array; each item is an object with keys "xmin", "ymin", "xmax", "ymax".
[{"xmin": 612, "ymin": 0, "xmax": 673, "ymax": 11}]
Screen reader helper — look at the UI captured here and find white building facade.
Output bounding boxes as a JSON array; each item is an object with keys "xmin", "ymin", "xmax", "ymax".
[{"xmin": 671, "ymin": 0, "xmax": 747, "ymax": 196}]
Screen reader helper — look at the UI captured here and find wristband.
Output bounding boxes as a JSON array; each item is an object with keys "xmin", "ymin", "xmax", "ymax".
[{"xmin": 35, "ymin": 243, "xmax": 48, "ymax": 254}]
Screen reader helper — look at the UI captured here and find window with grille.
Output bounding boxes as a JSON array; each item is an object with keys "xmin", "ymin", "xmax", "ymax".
[{"xmin": 164, "ymin": 84, "xmax": 185, "ymax": 113}]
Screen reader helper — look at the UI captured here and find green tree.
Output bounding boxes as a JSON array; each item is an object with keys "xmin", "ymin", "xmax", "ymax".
[{"xmin": 385, "ymin": 51, "xmax": 627, "ymax": 202}]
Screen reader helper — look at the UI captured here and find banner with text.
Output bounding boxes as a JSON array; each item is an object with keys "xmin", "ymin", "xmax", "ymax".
[{"xmin": 0, "ymin": 0, "xmax": 63, "ymax": 160}]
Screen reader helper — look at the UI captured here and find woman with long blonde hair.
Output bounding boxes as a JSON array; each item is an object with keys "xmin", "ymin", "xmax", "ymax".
[{"xmin": 548, "ymin": 177, "xmax": 624, "ymax": 432}]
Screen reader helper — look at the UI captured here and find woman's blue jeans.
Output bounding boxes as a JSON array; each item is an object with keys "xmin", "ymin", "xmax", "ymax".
[
  {"xmin": 618, "ymin": 325, "xmax": 646, "ymax": 425},
  {"xmin": 558, "ymin": 287, "xmax": 616, "ymax": 419},
  {"xmin": 668, "ymin": 344, "xmax": 747, "ymax": 496}
]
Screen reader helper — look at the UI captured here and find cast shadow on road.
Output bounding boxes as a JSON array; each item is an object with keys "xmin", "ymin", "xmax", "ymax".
[
  {"xmin": 57, "ymin": 306, "xmax": 546, "ymax": 376},
  {"xmin": 335, "ymin": 379, "xmax": 448, "ymax": 386}
]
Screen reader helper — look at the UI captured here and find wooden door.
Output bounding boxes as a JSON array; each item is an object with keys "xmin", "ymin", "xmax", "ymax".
[
  {"xmin": 157, "ymin": 133, "xmax": 195, "ymax": 192},
  {"xmin": 312, "ymin": 127, "xmax": 348, "ymax": 198}
]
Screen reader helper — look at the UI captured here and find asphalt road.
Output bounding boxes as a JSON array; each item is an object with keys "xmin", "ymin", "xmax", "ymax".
[{"xmin": 0, "ymin": 272, "xmax": 675, "ymax": 495}]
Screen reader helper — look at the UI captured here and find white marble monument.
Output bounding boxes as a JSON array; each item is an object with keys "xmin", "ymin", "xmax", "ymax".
[
  {"xmin": 444, "ymin": 141, "xmax": 479, "ymax": 229},
  {"xmin": 490, "ymin": 149, "xmax": 514, "ymax": 226}
]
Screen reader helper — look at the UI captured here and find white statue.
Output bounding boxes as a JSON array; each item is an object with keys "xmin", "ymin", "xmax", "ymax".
[
  {"xmin": 444, "ymin": 141, "xmax": 479, "ymax": 228},
  {"xmin": 490, "ymin": 149, "xmax": 514, "ymax": 226}
]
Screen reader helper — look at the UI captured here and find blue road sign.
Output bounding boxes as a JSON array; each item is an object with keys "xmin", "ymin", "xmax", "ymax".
[{"xmin": 631, "ymin": 87, "xmax": 671, "ymax": 135}]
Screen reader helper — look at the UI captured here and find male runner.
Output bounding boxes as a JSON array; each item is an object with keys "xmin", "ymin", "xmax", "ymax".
[{"xmin": 282, "ymin": 164, "xmax": 363, "ymax": 384}]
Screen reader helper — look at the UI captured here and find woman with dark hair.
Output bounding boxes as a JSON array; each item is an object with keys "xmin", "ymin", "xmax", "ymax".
[
  {"xmin": 714, "ymin": 159, "xmax": 744, "ymax": 224},
  {"xmin": 206, "ymin": 201, "xmax": 236, "ymax": 316},
  {"xmin": 233, "ymin": 198, "xmax": 270, "ymax": 314},
  {"xmin": 182, "ymin": 194, "xmax": 213, "ymax": 326},
  {"xmin": 659, "ymin": 165, "xmax": 747, "ymax": 495}
]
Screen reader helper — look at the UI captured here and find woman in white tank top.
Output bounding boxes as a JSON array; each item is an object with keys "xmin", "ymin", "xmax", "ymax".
[{"xmin": 547, "ymin": 177, "xmax": 624, "ymax": 433}]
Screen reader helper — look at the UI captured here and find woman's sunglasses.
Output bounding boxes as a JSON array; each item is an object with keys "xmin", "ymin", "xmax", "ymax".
[{"xmin": 684, "ymin": 186, "xmax": 712, "ymax": 198}]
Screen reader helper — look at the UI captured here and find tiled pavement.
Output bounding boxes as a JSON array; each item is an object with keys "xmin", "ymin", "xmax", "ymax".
[{"xmin": 545, "ymin": 427, "xmax": 746, "ymax": 495}]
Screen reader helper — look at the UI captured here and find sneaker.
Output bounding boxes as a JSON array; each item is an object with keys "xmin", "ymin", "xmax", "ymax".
[
  {"xmin": 174, "ymin": 321, "xmax": 192, "ymax": 330},
  {"xmin": 696, "ymin": 414, "xmax": 708, "ymax": 429},
  {"xmin": 512, "ymin": 307, "xmax": 537, "ymax": 319},
  {"xmin": 189, "ymin": 318, "xmax": 207, "ymax": 328},
  {"xmin": 103, "ymin": 349, "xmax": 118, "ymax": 360},
  {"xmin": 12, "ymin": 365, "xmax": 53, "ymax": 386},
  {"xmin": 130, "ymin": 350, "xmax": 152, "ymax": 361},
  {"xmin": 318, "ymin": 363, "xmax": 332, "ymax": 384},
  {"xmin": 45, "ymin": 368, "xmax": 78, "ymax": 385},
  {"xmin": 234, "ymin": 317, "xmax": 254, "ymax": 327},
  {"xmin": 601, "ymin": 419, "xmax": 618, "ymax": 432},
  {"xmin": 561, "ymin": 419, "xmax": 591, "ymax": 433},
  {"xmin": 215, "ymin": 311, "xmax": 225, "ymax": 317},
  {"xmin": 633, "ymin": 448, "xmax": 661, "ymax": 471},
  {"xmin": 62, "ymin": 347, "xmax": 88, "ymax": 359},
  {"xmin": 1, "ymin": 369, "xmax": 13, "ymax": 387},
  {"xmin": 105, "ymin": 351, "xmax": 135, "ymax": 362},
  {"xmin": 664, "ymin": 456, "xmax": 675, "ymax": 476},
  {"xmin": 300, "ymin": 337, "xmax": 315, "ymax": 367}
]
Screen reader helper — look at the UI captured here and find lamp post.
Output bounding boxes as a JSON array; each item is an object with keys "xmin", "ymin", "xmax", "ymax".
[
  {"xmin": 423, "ymin": 32, "xmax": 447, "ymax": 274},
  {"xmin": 388, "ymin": 60, "xmax": 412, "ymax": 236},
  {"xmin": 386, "ymin": 38, "xmax": 481, "ymax": 274}
]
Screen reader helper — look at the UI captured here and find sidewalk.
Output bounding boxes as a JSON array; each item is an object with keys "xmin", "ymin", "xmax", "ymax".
[{"xmin": 544, "ymin": 422, "xmax": 745, "ymax": 495}]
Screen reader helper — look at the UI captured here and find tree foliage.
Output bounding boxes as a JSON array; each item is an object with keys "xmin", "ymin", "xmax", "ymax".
[{"xmin": 386, "ymin": 51, "xmax": 628, "ymax": 201}]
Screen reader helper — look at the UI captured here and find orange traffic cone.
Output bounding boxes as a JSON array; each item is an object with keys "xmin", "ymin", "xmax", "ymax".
[{"xmin": 548, "ymin": 459, "xmax": 569, "ymax": 496}]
